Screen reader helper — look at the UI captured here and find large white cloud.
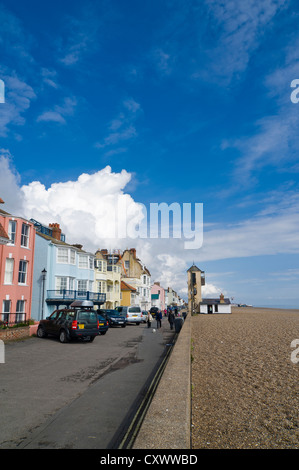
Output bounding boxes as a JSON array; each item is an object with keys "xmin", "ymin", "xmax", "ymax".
[{"xmin": 2, "ymin": 155, "xmax": 299, "ymax": 300}]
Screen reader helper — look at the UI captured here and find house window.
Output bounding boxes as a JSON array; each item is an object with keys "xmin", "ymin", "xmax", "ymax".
[
  {"xmin": 55, "ymin": 276, "xmax": 68, "ymax": 292},
  {"xmin": 143, "ymin": 275, "xmax": 146, "ymax": 284},
  {"xmin": 70, "ymin": 250, "xmax": 76, "ymax": 264},
  {"xmin": 57, "ymin": 248, "xmax": 76, "ymax": 264},
  {"xmin": 78, "ymin": 255, "xmax": 88, "ymax": 268},
  {"xmin": 8, "ymin": 220, "xmax": 16, "ymax": 244},
  {"xmin": 89, "ymin": 257, "xmax": 93, "ymax": 270},
  {"xmin": 4, "ymin": 258, "xmax": 14, "ymax": 284},
  {"xmin": 16, "ymin": 300, "xmax": 25, "ymax": 322},
  {"xmin": 77, "ymin": 280, "xmax": 87, "ymax": 293},
  {"xmin": 69, "ymin": 278, "xmax": 75, "ymax": 291},
  {"xmin": 21, "ymin": 223, "xmax": 30, "ymax": 248},
  {"xmin": 2, "ymin": 300, "xmax": 11, "ymax": 322},
  {"xmin": 97, "ymin": 281, "xmax": 106, "ymax": 293},
  {"xmin": 125, "ymin": 260, "xmax": 129, "ymax": 270},
  {"xmin": 97, "ymin": 260, "xmax": 103, "ymax": 271},
  {"xmin": 18, "ymin": 260, "xmax": 28, "ymax": 284},
  {"xmin": 107, "ymin": 283, "xmax": 113, "ymax": 293},
  {"xmin": 57, "ymin": 248, "xmax": 69, "ymax": 263}
]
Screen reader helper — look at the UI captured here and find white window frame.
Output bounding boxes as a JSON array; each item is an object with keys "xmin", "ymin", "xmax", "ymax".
[
  {"xmin": 18, "ymin": 260, "xmax": 28, "ymax": 284},
  {"xmin": 2, "ymin": 300, "xmax": 11, "ymax": 322},
  {"xmin": 70, "ymin": 249, "xmax": 76, "ymax": 264},
  {"xmin": 55, "ymin": 276, "xmax": 68, "ymax": 292},
  {"xmin": 57, "ymin": 247, "xmax": 69, "ymax": 263},
  {"xmin": 4, "ymin": 258, "xmax": 14, "ymax": 284},
  {"xmin": 16, "ymin": 300, "xmax": 25, "ymax": 322},
  {"xmin": 21, "ymin": 223, "xmax": 30, "ymax": 248},
  {"xmin": 8, "ymin": 220, "xmax": 16, "ymax": 245},
  {"xmin": 97, "ymin": 281, "xmax": 106, "ymax": 293},
  {"xmin": 78, "ymin": 255, "xmax": 88, "ymax": 269},
  {"xmin": 77, "ymin": 279, "xmax": 88, "ymax": 292},
  {"xmin": 57, "ymin": 248, "xmax": 76, "ymax": 264}
]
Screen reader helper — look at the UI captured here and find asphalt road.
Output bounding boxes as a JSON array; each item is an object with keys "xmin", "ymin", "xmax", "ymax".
[{"xmin": 0, "ymin": 318, "xmax": 175, "ymax": 449}]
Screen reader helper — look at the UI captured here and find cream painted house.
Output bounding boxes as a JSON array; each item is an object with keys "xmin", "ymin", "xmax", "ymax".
[{"xmin": 95, "ymin": 249, "xmax": 121, "ymax": 309}]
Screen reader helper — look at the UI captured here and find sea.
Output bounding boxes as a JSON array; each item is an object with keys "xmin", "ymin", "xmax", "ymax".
[{"xmin": 252, "ymin": 304, "xmax": 299, "ymax": 310}]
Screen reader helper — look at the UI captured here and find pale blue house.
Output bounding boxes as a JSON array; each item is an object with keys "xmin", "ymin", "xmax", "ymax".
[{"xmin": 31, "ymin": 220, "xmax": 105, "ymax": 321}]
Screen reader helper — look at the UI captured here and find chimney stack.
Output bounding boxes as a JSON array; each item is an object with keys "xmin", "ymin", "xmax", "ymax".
[
  {"xmin": 49, "ymin": 223, "xmax": 62, "ymax": 241},
  {"xmin": 220, "ymin": 293, "xmax": 225, "ymax": 304}
]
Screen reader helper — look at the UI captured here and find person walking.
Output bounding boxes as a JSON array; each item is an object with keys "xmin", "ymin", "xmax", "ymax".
[
  {"xmin": 147, "ymin": 312, "xmax": 153, "ymax": 328},
  {"xmin": 156, "ymin": 310, "xmax": 162, "ymax": 329},
  {"xmin": 168, "ymin": 310, "xmax": 175, "ymax": 330}
]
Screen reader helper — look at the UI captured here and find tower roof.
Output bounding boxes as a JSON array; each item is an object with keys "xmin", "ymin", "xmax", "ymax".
[{"xmin": 187, "ymin": 264, "xmax": 202, "ymax": 273}]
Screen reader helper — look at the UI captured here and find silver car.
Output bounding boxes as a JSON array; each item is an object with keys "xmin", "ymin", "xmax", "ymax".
[{"xmin": 115, "ymin": 306, "xmax": 142, "ymax": 325}]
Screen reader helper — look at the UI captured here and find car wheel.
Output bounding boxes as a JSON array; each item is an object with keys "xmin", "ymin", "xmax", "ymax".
[
  {"xmin": 100, "ymin": 331, "xmax": 106, "ymax": 335},
  {"xmin": 37, "ymin": 326, "xmax": 47, "ymax": 338},
  {"xmin": 121, "ymin": 324, "xmax": 126, "ymax": 328},
  {"xmin": 59, "ymin": 329, "xmax": 68, "ymax": 343},
  {"xmin": 89, "ymin": 336, "xmax": 96, "ymax": 342},
  {"xmin": 136, "ymin": 322, "xmax": 140, "ymax": 326}
]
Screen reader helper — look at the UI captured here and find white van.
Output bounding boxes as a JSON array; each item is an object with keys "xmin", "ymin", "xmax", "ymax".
[{"xmin": 116, "ymin": 306, "xmax": 142, "ymax": 325}]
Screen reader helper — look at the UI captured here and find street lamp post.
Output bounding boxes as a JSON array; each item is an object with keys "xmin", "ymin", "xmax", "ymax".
[{"xmin": 41, "ymin": 268, "xmax": 47, "ymax": 320}]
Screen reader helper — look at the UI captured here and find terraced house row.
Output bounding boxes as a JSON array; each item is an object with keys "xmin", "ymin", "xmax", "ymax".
[{"xmin": 0, "ymin": 199, "xmax": 183, "ymax": 325}]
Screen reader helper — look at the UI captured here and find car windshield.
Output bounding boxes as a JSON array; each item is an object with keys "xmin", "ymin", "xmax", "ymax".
[{"xmin": 77, "ymin": 310, "xmax": 98, "ymax": 322}]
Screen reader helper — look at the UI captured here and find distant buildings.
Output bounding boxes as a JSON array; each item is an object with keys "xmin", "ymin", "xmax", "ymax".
[
  {"xmin": 151, "ymin": 282, "xmax": 165, "ymax": 311},
  {"xmin": 120, "ymin": 279, "xmax": 137, "ymax": 307},
  {"xmin": 187, "ymin": 263, "xmax": 231, "ymax": 314},
  {"xmin": 120, "ymin": 249, "xmax": 151, "ymax": 311}
]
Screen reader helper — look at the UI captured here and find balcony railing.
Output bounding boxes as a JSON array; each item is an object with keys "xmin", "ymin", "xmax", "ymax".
[{"xmin": 46, "ymin": 290, "xmax": 106, "ymax": 303}]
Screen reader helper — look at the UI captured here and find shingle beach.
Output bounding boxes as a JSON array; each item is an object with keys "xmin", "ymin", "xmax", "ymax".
[{"xmin": 191, "ymin": 307, "xmax": 299, "ymax": 449}]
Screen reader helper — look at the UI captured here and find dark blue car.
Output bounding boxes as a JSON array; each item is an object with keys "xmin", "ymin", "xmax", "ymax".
[
  {"xmin": 97, "ymin": 313, "xmax": 109, "ymax": 335},
  {"xmin": 100, "ymin": 309, "xmax": 127, "ymax": 328}
]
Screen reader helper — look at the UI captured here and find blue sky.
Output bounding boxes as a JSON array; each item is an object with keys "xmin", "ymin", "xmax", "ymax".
[{"xmin": 1, "ymin": 0, "xmax": 299, "ymax": 307}]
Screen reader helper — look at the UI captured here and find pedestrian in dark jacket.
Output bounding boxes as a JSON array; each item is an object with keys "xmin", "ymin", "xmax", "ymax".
[
  {"xmin": 156, "ymin": 310, "xmax": 162, "ymax": 328},
  {"xmin": 168, "ymin": 311, "xmax": 175, "ymax": 330}
]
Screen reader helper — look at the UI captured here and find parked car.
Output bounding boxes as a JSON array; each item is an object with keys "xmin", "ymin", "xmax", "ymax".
[
  {"xmin": 97, "ymin": 313, "xmax": 109, "ymax": 335},
  {"xmin": 149, "ymin": 306, "xmax": 159, "ymax": 317},
  {"xmin": 99, "ymin": 309, "xmax": 126, "ymax": 328},
  {"xmin": 141, "ymin": 311, "xmax": 148, "ymax": 323},
  {"xmin": 37, "ymin": 300, "xmax": 99, "ymax": 343},
  {"xmin": 115, "ymin": 306, "xmax": 142, "ymax": 325}
]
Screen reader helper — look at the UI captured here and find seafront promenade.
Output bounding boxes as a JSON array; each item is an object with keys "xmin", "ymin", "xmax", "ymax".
[{"xmin": 134, "ymin": 306, "xmax": 299, "ymax": 449}]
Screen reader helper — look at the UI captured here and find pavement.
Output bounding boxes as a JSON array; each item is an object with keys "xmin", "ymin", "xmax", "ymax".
[{"xmin": 133, "ymin": 312, "xmax": 191, "ymax": 449}]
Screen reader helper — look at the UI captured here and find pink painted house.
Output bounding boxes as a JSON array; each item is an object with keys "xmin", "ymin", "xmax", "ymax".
[
  {"xmin": 0, "ymin": 200, "xmax": 36, "ymax": 324},
  {"xmin": 151, "ymin": 282, "xmax": 166, "ymax": 311}
]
